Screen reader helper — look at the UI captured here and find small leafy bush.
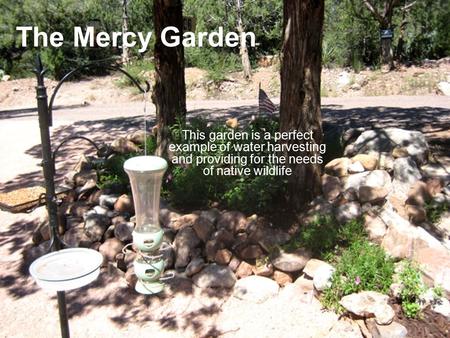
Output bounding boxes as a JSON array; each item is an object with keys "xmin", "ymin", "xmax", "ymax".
[
  {"xmin": 398, "ymin": 261, "xmax": 427, "ymax": 318},
  {"xmin": 322, "ymin": 240, "xmax": 395, "ymax": 313},
  {"xmin": 283, "ymin": 216, "xmax": 366, "ymax": 259},
  {"xmin": 97, "ymin": 153, "xmax": 137, "ymax": 192}
]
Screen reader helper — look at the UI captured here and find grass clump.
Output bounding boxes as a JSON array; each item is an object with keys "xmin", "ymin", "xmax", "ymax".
[
  {"xmin": 397, "ymin": 261, "xmax": 426, "ymax": 319},
  {"xmin": 322, "ymin": 240, "xmax": 395, "ymax": 313},
  {"xmin": 425, "ymin": 201, "xmax": 448, "ymax": 224}
]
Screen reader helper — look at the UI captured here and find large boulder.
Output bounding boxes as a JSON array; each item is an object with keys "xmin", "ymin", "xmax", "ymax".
[
  {"xmin": 233, "ymin": 276, "xmax": 279, "ymax": 303},
  {"xmin": 351, "ymin": 153, "xmax": 378, "ymax": 171},
  {"xmin": 322, "ymin": 174, "xmax": 342, "ymax": 201},
  {"xmin": 335, "ymin": 202, "xmax": 362, "ymax": 224},
  {"xmin": 324, "ymin": 157, "xmax": 351, "ymax": 177},
  {"xmin": 344, "ymin": 170, "xmax": 392, "ymax": 192},
  {"xmin": 366, "ymin": 319, "xmax": 408, "ymax": 338},
  {"xmin": 344, "ymin": 128, "xmax": 429, "ymax": 164},
  {"xmin": 192, "ymin": 264, "xmax": 236, "ymax": 288},
  {"xmin": 392, "ymin": 157, "xmax": 422, "ymax": 200}
]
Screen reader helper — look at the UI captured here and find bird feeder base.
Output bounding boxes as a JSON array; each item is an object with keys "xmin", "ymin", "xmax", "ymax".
[{"xmin": 135, "ymin": 280, "xmax": 165, "ymax": 295}]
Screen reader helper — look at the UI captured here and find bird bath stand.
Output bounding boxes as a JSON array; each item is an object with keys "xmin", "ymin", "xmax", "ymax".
[{"xmin": 28, "ymin": 55, "xmax": 151, "ymax": 338}]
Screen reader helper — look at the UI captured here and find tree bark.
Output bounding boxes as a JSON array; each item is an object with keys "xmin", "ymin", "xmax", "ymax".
[
  {"xmin": 236, "ymin": 0, "xmax": 252, "ymax": 80},
  {"xmin": 280, "ymin": 0, "xmax": 324, "ymax": 211},
  {"xmin": 152, "ymin": 0, "xmax": 187, "ymax": 156},
  {"xmin": 121, "ymin": 0, "xmax": 130, "ymax": 65}
]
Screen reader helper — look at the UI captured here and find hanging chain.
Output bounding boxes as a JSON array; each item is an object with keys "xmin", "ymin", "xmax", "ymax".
[{"xmin": 143, "ymin": 89, "xmax": 148, "ymax": 156}]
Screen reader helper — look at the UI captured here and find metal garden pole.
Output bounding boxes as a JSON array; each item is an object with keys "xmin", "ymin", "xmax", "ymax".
[{"xmin": 34, "ymin": 55, "xmax": 70, "ymax": 338}]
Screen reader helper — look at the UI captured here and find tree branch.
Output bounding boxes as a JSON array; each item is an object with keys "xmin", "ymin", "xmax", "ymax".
[{"xmin": 362, "ymin": 0, "xmax": 385, "ymax": 24}]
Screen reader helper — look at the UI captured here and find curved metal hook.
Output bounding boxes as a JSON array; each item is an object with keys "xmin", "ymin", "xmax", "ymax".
[
  {"xmin": 52, "ymin": 135, "xmax": 101, "ymax": 161},
  {"xmin": 48, "ymin": 59, "xmax": 152, "ymax": 126}
]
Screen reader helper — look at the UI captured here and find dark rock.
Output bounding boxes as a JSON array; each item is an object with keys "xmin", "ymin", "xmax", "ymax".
[
  {"xmin": 236, "ymin": 261, "xmax": 254, "ymax": 278},
  {"xmin": 174, "ymin": 227, "xmax": 201, "ymax": 269},
  {"xmin": 114, "ymin": 194, "xmax": 134, "ymax": 214},
  {"xmin": 192, "ymin": 216, "xmax": 214, "ymax": 242},
  {"xmin": 239, "ymin": 244, "xmax": 264, "ymax": 260},
  {"xmin": 99, "ymin": 238, "xmax": 124, "ymax": 262},
  {"xmin": 215, "ymin": 249, "xmax": 232, "ymax": 265},
  {"xmin": 185, "ymin": 257, "xmax": 205, "ymax": 277},
  {"xmin": 271, "ymin": 248, "xmax": 312, "ymax": 273},
  {"xmin": 217, "ymin": 211, "xmax": 248, "ymax": 234},
  {"xmin": 84, "ymin": 214, "xmax": 110, "ymax": 242},
  {"xmin": 114, "ymin": 222, "xmax": 134, "ymax": 242}
]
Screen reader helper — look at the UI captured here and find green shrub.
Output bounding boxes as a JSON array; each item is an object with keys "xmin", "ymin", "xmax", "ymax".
[
  {"xmin": 322, "ymin": 240, "xmax": 395, "ymax": 313},
  {"xmin": 283, "ymin": 216, "xmax": 366, "ymax": 259},
  {"xmin": 97, "ymin": 153, "xmax": 137, "ymax": 192},
  {"xmin": 115, "ymin": 59, "xmax": 154, "ymax": 89},
  {"xmin": 398, "ymin": 261, "xmax": 427, "ymax": 318}
]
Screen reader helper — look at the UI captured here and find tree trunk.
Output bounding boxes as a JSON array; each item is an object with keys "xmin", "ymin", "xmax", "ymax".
[
  {"xmin": 280, "ymin": 0, "xmax": 324, "ymax": 211},
  {"xmin": 121, "ymin": 0, "xmax": 130, "ymax": 65},
  {"xmin": 152, "ymin": 0, "xmax": 187, "ymax": 156},
  {"xmin": 380, "ymin": 28, "xmax": 394, "ymax": 70},
  {"xmin": 236, "ymin": 0, "xmax": 252, "ymax": 80}
]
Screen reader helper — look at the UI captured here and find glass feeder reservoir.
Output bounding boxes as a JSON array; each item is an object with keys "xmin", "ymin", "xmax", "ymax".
[{"xmin": 124, "ymin": 155, "xmax": 168, "ymax": 294}]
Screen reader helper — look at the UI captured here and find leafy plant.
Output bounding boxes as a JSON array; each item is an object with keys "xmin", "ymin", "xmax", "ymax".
[
  {"xmin": 283, "ymin": 216, "xmax": 366, "ymax": 259},
  {"xmin": 425, "ymin": 201, "xmax": 448, "ymax": 224},
  {"xmin": 398, "ymin": 261, "xmax": 427, "ymax": 318},
  {"xmin": 322, "ymin": 240, "xmax": 395, "ymax": 313}
]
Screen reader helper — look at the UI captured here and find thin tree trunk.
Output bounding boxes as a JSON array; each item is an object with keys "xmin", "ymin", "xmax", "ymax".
[
  {"xmin": 280, "ymin": 0, "xmax": 324, "ymax": 211},
  {"xmin": 236, "ymin": 0, "xmax": 252, "ymax": 80},
  {"xmin": 152, "ymin": 0, "xmax": 186, "ymax": 156},
  {"xmin": 122, "ymin": 0, "xmax": 130, "ymax": 65}
]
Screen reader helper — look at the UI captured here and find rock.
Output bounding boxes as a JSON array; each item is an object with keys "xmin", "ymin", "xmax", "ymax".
[
  {"xmin": 127, "ymin": 130, "xmax": 146, "ymax": 145},
  {"xmin": 125, "ymin": 266, "xmax": 137, "ymax": 288},
  {"xmin": 84, "ymin": 214, "xmax": 110, "ymax": 242},
  {"xmin": 325, "ymin": 319, "xmax": 363, "ymax": 338},
  {"xmin": 114, "ymin": 194, "xmax": 134, "ymax": 214},
  {"xmin": 425, "ymin": 177, "xmax": 443, "ymax": 197},
  {"xmin": 405, "ymin": 204, "xmax": 427, "ymax": 224},
  {"xmin": 228, "ymin": 256, "xmax": 241, "ymax": 272},
  {"xmin": 92, "ymin": 205, "xmax": 109, "ymax": 216},
  {"xmin": 192, "ymin": 216, "xmax": 214, "ymax": 242},
  {"xmin": 200, "ymin": 208, "xmax": 221, "ymax": 225},
  {"xmin": 339, "ymin": 291, "xmax": 395, "ymax": 325},
  {"xmin": 344, "ymin": 170, "xmax": 392, "ymax": 193},
  {"xmin": 205, "ymin": 239, "xmax": 219, "ymax": 262},
  {"xmin": 338, "ymin": 71, "xmax": 351, "ymax": 86},
  {"xmin": 2, "ymin": 74, "xmax": 11, "ymax": 81},
  {"xmin": 335, "ymin": 202, "xmax": 362, "ymax": 224},
  {"xmin": 253, "ymin": 263, "xmax": 274, "ymax": 277},
  {"xmin": 431, "ymin": 297, "xmax": 450, "ymax": 318},
  {"xmin": 322, "ymin": 174, "xmax": 342, "ymax": 201},
  {"xmin": 313, "ymin": 264, "xmax": 335, "ymax": 291},
  {"xmin": 211, "ymin": 228, "xmax": 234, "ymax": 248},
  {"xmin": 63, "ymin": 225, "xmax": 91, "ymax": 247},
  {"xmin": 345, "ymin": 128, "xmax": 429, "ymax": 165},
  {"xmin": 185, "ymin": 257, "xmax": 205, "ymax": 277},
  {"xmin": 348, "ymin": 161, "xmax": 365, "ymax": 174},
  {"xmin": 192, "ymin": 264, "xmax": 236, "ymax": 288},
  {"xmin": 159, "ymin": 209, "xmax": 181, "ymax": 229},
  {"xmin": 172, "ymin": 213, "xmax": 199, "ymax": 230},
  {"xmin": 247, "ymin": 223, "xmax": 291, "ymax": 251},
  {"xmin": 23, "ymin": 242, "xmax": 49, "ymax": 264},
  {"xmin": 174, "ymin": 227, "xmax": 201, "ymax": 269},
  {"xmin": 111, "ymin": 137, "xmax": 140, "ymax": 154},
  {"xmin": 413, "ymin": 247, "xmax": 450, "ymax": 298},
  {"xmin": 273, "ymin": 270, "xmax": 293, "ymax": 286},
  {"xmin": 103, "ymin": 225, "xmax": 115, "ymax": 240},
  {"xmin": 236, "ymin": 261, "xmax": 254, "ymax": 278},
  {"xmin": 76, "ymin": 178, "xmax": 97, "ymax": 196},
  {"xmin": 378, "ymin": 153, "xmax": 395, "ymax": 172},
  {"xmin": 271, "ymin": 248, "xmax": 312, "ymax": 273},
  {"xmin": 99, "ymin": 238, "xmax": 124, "ymax": 262},
  {"xmin": 438, "ymin": 81, "xmax": 450, "ymax": 96},
  {"xmin": 405, "ymin": 181, "xmax": 432, "ymax": 206},
  {"xmin": 233, "ymin": 276, "xmax": 279, "ymax": 303},
  {"xmin": 238, "ymin": 244, "xmax": 264, "ymax": 260},
  {"xmin": 392, "ymin": 146, "xmax": 410, "ymax": 159},
  {"xmin": 364, "ymin": 214, "xmax": 387, "ymax": 242},
  {"xmin": 217, "ymin": 211, "xmax": 248, "ymax": 234},
  {"xmin": 358, "ymin": 186, "xmax": 388, "ymax": 204},
  {"xmin": 74, "ymin": 170, "xmax": 97, "ymax": 187},
  {"xmin": 114, "ymin": 222, "xmax": 134, "ymax": 242},
  {"xmin": 366, "ymin": 319, "xmax": 408, "ymax": 338},
  {"xmin": 226, "ymin": 117, "xmax": 239, "ymax": 129},
  {"xmin": 343, "ymin": 188, "xmax": 358, "ymax": 202},
  {"xmin": 352, "ymin": 154, "xmax": 378, "ymax": 171},
  {"xmin": 215, "ymin": 249, "xmax": 232, "ymax": 265},
  {"xmin": 392, "ymin": 157, "xmax": 422, "ymax": 199},
  {"xmin": 388, "ymin": 195, "xmax": 409, "ymax": 219},
  {"xmin": 99, "ymin": 194, "xmax": 118, "ymax": 209},
  {"xmin": 303, "ymin": 259, "xmax": 331, "ymax": 278},
  {"xmin": 325, "ymin": 158, "xmax": 351, "ymax": 177}
]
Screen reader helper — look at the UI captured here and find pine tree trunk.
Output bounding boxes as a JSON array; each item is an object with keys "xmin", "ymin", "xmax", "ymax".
[
  {"xmin": 152, "ymin": 0, "xmax": 187, "ymax": 156},
  {"xmin": 381, "ymin": 33, "xmax": 394, "ymax": 70},
  {"xmin": 236, "ymin": 0, "xmax": 252, "ymax": 80},
  {"xmin": 280, "ymin": 0, "xmax": 324, "ymax": 211},
  {"xmin": 121, "ymin": 0, "xmax": 130, "ymax": 65}
]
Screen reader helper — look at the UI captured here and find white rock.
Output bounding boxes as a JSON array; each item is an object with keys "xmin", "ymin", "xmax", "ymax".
[
  {"xmin": 338, "ymin": 71, "xmax": 351, "ymax": 86},
  {"xmin": 348, "ymin": 161, "xmax": 365, "ymax": 174},
  {"xmin": 344, "ymin": 170, "xmax": 392, "ymax": 192},
  {"xmin": 313, "ymin": 264, "xmax": 335, "ymax": 291},
  {"xmin": 233, "ymin": 276, "xmax": 279, "ymax": 303},
  {"xmin": 335, "ymin": 202, "xmax": 362, "ymax": 224},
  {"xmin": 432, "ymin": 297, "xmax": 450, "ymax": 318},
  {"xmin": 438, "ymin": 81, "xmax": 450, "ymax": 96}
]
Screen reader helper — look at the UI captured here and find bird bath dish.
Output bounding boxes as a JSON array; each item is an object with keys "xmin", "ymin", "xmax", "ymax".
[{"xmin": 29, "ymin": 248, "xmax": 103, "ymax": 292}]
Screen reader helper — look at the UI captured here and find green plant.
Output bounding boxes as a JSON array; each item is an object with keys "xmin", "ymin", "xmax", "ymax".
[
  {"xmin": 322, "ymin": 240, "xmax": 395, "ymax": 313},
  {"xmin": 283, "ymin": 216, "xmax": 366, "ymax": 259},
  {"xmin": 425, "ymin": 201, "xmax": 448, "ymax": 224},
  {"xmin": 398, "ymin": 261, "xmax": 426, "ymax": 318},
  {"xmin": 115, "ymin": 59, "xmax": 154, "ymax": 89},
  {"xmin": 432, "ymin": 285, "xmax": 444, "ymax": 298}
]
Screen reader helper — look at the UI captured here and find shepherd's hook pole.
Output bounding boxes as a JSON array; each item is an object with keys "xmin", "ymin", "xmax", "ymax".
[{"xmin": 34, "ymin": 54, "xmax": 70, "ymax": 338}]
